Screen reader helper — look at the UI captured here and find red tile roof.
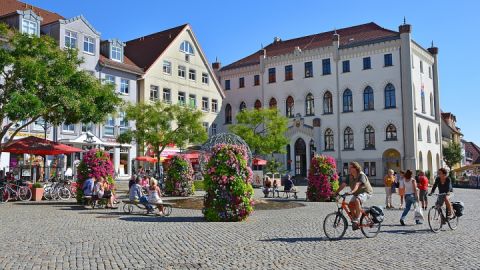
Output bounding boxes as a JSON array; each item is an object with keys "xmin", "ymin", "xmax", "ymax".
[
  {"xmin": 0, "ymin": 0, "xmax": 64, "ymax": 25},
  {"xmin": 221, "ymin": 22, "xmax": 399, "ymax": 71},
  {"xmin": 98, "ymin": 54, "xmax": 144, "ymax": 75},
  {"xmin": 124, "ymin": 24, "xmax": 187, "ymax": 71}
]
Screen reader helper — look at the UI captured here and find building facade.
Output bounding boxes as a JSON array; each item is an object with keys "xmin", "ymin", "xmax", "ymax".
[{"xmin": 215, "ymin": 22, "xmax": 442, "ymax": 183}]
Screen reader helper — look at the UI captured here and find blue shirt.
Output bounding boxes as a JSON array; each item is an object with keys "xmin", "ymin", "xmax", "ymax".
[
  {"xmin": 129, "ymin": 184, "xmax": 143, "ymax": 201},
  {"xmin": 82, "ymin": 178, "xmax": 94, "ymax": 196}
]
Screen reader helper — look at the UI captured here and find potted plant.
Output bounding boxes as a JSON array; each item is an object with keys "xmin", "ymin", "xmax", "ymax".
[{"xmin": 31, "ymin": 182, "xmax": 44, "ymax": 201}]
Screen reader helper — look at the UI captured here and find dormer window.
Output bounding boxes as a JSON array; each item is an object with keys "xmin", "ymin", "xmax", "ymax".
[
  {"xmin": 111, "ymin": 45, "xmax": 122, "ymax": 62},
  {"xmin": 21, "ymin": 19, "xmax": 37, "ymax": 35},
  {"xmin": 65, "ymin": 30, "xmax": 77, "ymax": 49},
  {"xmin": 83, "ymin": 36, "xmax": 95, "ymax": 54},
  {"xmin": 180, "ymin": 41, "xmax": 194, "ymax": 55}
]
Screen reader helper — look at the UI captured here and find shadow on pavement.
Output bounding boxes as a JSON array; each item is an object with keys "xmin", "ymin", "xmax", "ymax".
[
  {"xmin": 119, "ymin": 215, "xmax": 206, "ymax": 223},
  {"xmin": 259, "ymin": 236, "xmax": 362, "ymax": 243},
  {"xmin": 14, "ymin": 201, "xmax": 78, "ymax": 206},
  {"xmin": 381, "ymin": 228, "xmax": 431, "ymax": 235}
]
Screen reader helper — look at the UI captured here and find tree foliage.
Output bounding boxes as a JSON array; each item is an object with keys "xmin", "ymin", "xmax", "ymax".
[
  {"xmin": 0, "ymin": 24, "xmax": 122, "ymax": 149},
  {"xmin": 443, "ymin": 141, "xmax": 463, "ymax": 169},
  {"xmin": 228, "ymin": 108, "xmax": 289, "ymax": 156}
]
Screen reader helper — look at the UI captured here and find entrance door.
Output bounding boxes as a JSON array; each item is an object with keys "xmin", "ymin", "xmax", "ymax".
[
  {"xmin": 383, "ymin": 149, "xmax": 401, "ymax": 174},
  {"xmin": 294, "ymin": 138, "xmax": 307, "ymax": 177}
]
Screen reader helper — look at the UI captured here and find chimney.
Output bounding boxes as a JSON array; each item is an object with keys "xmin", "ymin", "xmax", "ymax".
[
  {"xmin": 399, "ymin": 17, "xmax": 412, "ymax": 34},
  {"xmin": 428, "ymin": 41, "xmax": 438, "ymax": 55},
  {"xmin": 273, "ymin": 37, "xmax": 281, "ymax": 44},
  {"xmin": 212, "ymin": 60, "xmax": 221, "ymax": 70}
]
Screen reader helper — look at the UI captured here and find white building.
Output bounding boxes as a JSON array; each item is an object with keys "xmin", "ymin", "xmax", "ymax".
[{"xmin": 214, "ymin": 22, "xmax": 442, "ymax": 184}]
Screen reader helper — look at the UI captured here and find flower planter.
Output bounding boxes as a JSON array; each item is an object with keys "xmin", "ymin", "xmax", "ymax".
[{"xmin": 31, "ymin": 187, "xmax": 44, "ymax": 201}]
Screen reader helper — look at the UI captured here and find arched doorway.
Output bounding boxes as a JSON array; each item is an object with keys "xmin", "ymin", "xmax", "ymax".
[
  {"xmin": 427, "ymin": 151, "xmax": 433, "ymax": 181},
  {"xmin": 418, "ymin": 151, "xmax": 423, "ymax": 171},
  {"xmin": 383, "ymin": 149, "xmax": 401, "ymax": 174},
  {"xmin": 294, "ymin": 138, "xmax": 307, "ymax": 177}
]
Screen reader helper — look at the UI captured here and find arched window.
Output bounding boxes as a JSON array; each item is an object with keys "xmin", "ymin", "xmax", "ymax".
[
  {"xmin": 417, "ymin": 124, "xmax": 422, "ymax": 141},
  {"xmin": 180, "ymin": 41, "xmax": 194, "ymax": 55},
  {"xmin": 269, "ymin": 97, "xmax": 277, "ymax": 109},
  {"xmin": 343, "ymin": 89, "xmax": 353, "ymax": 112},
  {"xmin": 344, "ymin": 127, "xmax": 354, "ymax": 150},
  {"xmin": 386, "ymin": 124, "xmax": 397, "ymax": 140},
  {"xmin": 364, "ymin": 125, "xmax": 375, "ymax": 149},
  {"xmin": 430, "ymin": 93, "xmax": 434, "ymax": 116},
  {"xmin": 323, "ymin": 91, "xmax": 333, "ymax": 114},
  {"xmin": 225, "ymin": 104, "xmax": 232, "ymax": 124},
  {"xmin": 324, "ymin": 129, "xmax": 334, "ymax": 150},
  {"xmin": 427, "ymin": 126, "xmax": 431, "ymax": 143},
  {"xmin": 363, "ymin": 86, "xmax": 374, "ymax": 110},
  {"xmin": 421, "ymin": 92, "xmax": 426, "ymax": 113},
  {"xmin": 305, "ymin": 93, "xmax": 314, "ymax": 116},
  {"xmin": 418, "ymin": 151, "xmax": 424, "ymax": 170},
  {"xmin": 286, "ymin": 96, "xmax": 294, "ymax": 117},
  {"xmin": 254, "ymin": 99, "xmax": 262, "ymax": 110},
  {"xmin": 239, "ymin": 101, "xmax": 246, "ymax": 112},
  {"xmin": 435, "ymin": 128, "xmax": 439, "ymax": 144},
  {"xmin": 385, "ymin": 83, "xmax": 396, "ymax": 108}
]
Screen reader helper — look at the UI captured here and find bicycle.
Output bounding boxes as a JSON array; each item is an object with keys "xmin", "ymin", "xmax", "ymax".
[
  {"xmin": 323, "ymin": 193, "xmax": 382, "ymax": 240},
  {"xmin": 0, "ymin": 181, "xmax": 32, "ymax": 202},
  {"xmin": 428, "ymin": 193, "xmax": 459, "ymax": 233}
]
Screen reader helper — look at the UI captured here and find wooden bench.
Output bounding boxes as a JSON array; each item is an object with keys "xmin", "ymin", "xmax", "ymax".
[
  {"xmin": 122, "ymin": 200, "xmax": 174, "ymax": 216},
  {"xmin": 275, "ymin": 189, "xmax": 299, "ymax": 199}
]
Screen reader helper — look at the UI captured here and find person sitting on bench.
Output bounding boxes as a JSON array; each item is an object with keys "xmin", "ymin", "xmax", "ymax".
[
  {"xmin": 284, "ymin": 174, "xmax": 294, "ymax": 192},
  {"xmin": 263, "ymin": 176, "xmax": 272, "ymax": 197},
  {"xmin": 83, "ymin": 176, "xmax": 95, "ymax": 197},
  {"xmin": 129, "ymin": 177, "xmax": 153, "ymax": 213},
  {"xmin": 148, "ymin": 178, "xmax": 164, "ymax": 214}
]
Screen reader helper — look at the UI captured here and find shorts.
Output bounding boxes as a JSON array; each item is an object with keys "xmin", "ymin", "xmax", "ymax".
[
  {"xmin": 398, "ymin": 188, "xmax": 405, "ymax": 196},
  {"xmin": 419, "ymin": 190, "xmax": 428, "ymax": 202},
  {"xmin": 350, "ymin": 193, "xmax": 372, "ymax": 204}
]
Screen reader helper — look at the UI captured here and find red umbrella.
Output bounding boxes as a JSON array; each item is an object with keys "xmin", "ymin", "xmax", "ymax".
[
  {"xmin": 2, "ymin": 136, "xmax": 83, "ymax": 155},
  {"xmin": 135, "ymin": 156, "xmax": 158, "ymax": 163}
]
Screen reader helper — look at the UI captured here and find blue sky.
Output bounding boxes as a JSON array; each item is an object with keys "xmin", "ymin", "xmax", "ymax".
[{"xmin": 30, "ymin": 0, "xmax": 479, "ymax": 143}]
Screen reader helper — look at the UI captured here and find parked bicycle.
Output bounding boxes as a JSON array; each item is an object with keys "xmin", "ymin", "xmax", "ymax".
[
  {"xmin": 0, "ymin": 181, "xmax": 32, "ymax": 202},
  {"xmin": 323, "ymin": 193, "xmax": 384, "ymax": 240},
  {"xmin": 428, "ymin": 193, "xmax": 463, "ymax": 233}
]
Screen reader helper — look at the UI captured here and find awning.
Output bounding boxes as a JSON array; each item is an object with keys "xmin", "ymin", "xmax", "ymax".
[
  {"xmin": 253, "ymin": 158, "xmax": 267, "ymax": 166},
  {"xmin": 2, "ymin": 136, "xmax": 83, "ymax": 155}
]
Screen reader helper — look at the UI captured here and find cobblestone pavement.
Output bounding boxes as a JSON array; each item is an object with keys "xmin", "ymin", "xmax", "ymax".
[{"xmin": 0, "ymin": 186, "xmax": 479, "ymax": 270}]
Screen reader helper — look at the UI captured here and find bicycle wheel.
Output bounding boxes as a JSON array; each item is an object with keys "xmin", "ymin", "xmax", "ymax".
[
  {"xmin": 0, "ymin": 187, "xmax": 9, "ymax": 203},
  {"xmin": 323, "ymin": 212, "xmax": 348, "ymax": 241},
  {"xmin": 428, "ymin": 207, "xmax": 443, "ymax": 233},
  {"xmin": 57, "ymin": 187, "xmax": 71, "ymax": 200},
  {"xmin": 448, "ymin": 216, "xmax": 459, "ymax": 230},
  {"xmin": 163, "ymin": 205, "xmax": 172, "ymax": 216},
  {"xmin": 360, "ymin": 213, "xmax": 381, "ymax": 238},
  {"xmin": 18, "ymin": 186, "xmax": 32, "ymax": 201}
]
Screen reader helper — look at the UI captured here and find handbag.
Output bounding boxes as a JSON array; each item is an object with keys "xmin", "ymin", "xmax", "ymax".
[
  {"xmin": 414, "ymin": 203, "xmax": 424, "ymax": 222},
  {"xmin": 391, "ymin": 185, "xmax": 397, "ymax": 193}
]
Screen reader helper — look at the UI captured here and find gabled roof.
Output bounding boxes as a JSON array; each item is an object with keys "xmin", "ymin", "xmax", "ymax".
[
  {"xmin": 59, "ymin": 15, "xmax": 100, "ymax": 36},
  {"xmin": 98, "ymin": 54, "xmax": 144, "ymax": 75},
  {"xmin": 0, "ymin": 0, "xmax": 64, "ymax": 25},
  {"xmin": 220, "ymin": 22, "xmax": 399, "ymax": 71},
  {"xmin": 124, "ymin": 24, "xmax": 187, "ymax": 71}
]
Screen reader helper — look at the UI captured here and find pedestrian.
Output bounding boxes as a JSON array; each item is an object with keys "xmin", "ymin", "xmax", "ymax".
[
  {"xmin": 417, "ymin": 171, "xmax": 429, "ymax": 210},
  {"xmin": 397, "ymin": 170, "xmax": 406, "ymax": 209},
  {"xmin": 384, "ymin": 169, "xmax": 395, "ymax": 209},
  {"xmin": 400, "ymin": 170, "xmax": 420, "ymax": 225}
]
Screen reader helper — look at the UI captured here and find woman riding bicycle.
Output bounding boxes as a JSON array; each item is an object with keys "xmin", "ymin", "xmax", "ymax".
[{"xmin": 429, "ymin": 168, "xmax": 454, "ymax": 218}]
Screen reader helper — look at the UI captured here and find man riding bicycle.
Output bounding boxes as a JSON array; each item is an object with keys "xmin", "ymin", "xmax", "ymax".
[
  {"xmin": 429, "ymin": 168, "xmax": 454, "ymax": 218},
  {"xmin": 336, "ymin": 162, "xmax": 373, "ymax": 229}
]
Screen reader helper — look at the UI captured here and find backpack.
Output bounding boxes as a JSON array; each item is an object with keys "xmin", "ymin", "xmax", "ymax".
[
  {"xmin": 452, "ymin": 202, "xmax": 464, "ymax": 217},
  {"xmin": 369, "ymin": 206, "xmax": 384, "ymax": 223}
]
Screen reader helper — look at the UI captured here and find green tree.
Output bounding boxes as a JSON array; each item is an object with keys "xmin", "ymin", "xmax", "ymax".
[
  {"xmin": 443, "ymin": 141, "xmax": 463, "ymax": 169},
  {"xmin": 117, "ymin": 101, "xmax": 208, "ymax": 173},
  {"xmin": 229, "ymin": 108, "xmax": 289, "ymax": 156},
  {"xmin": 0, "ymin": 24, "xmax": 122, "ymax": 151}
]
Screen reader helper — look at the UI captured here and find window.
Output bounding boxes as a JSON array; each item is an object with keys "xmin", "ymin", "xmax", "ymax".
[
  {"xmin": 343, "ymin": 89, "xmax": 353, "ymax": 112},
  {"xmin": 363, "ymin": 86, "xmax": 374, "ymax": 110},
  {"xmin": 178, "ymin": 92, "xmax": 186, "ymax": 106},
  {"xmin": 254, "ymin": 75, "xmax": 260, "ymax": 86},
  {"xmin": 323, "ymin": 91, "xmax": 333, "ymax": 114},
  {"xmin": 342, "ymin": 60, "xmax": 350, "ymax": 73},
  {"xmin": 254, "ymin": 100, "xmax": 262, "ymax": 110},
  {"xmin": 421, "ymin": 92, "xmax": 426, "ymax": 113},
  {"xmin": 322, "ymin": 58, "xmax": 331, "ymax": 75},
  {"xmin": 189, "ymin": 69, "xmax": 196, "ymax": 81},
  {"xmin": 83, "ymin": 36, "xmax": 95, "ymax": 54},
  {"xmin": 111, "ymin": 45, "xmax": 122, "ymax": 61},
  {"xmin": 435, "ymin": 128, "xmax": 439, "ymax": 144},
  {"xmin": 427, "ymin": 127, "xmax": 431, "ymax": 143},
  {"xmin": 180, "ymin": 41, "xmax": 194, "ymax": 55},
  {"xmin": 343, "ymin": 163, "xmax": 349, "ymax": 177},
  {"xmin": 119, "ymin": 112, "xmax": 129, "ymax": 134},
  {"xmin": 178, "ymin": 65, "xmax": 186, "ymax": 78},
  {"xmin": 384, "ymin": 83, "xmax": 396, "ymax": 108},
  {"xmin": 189, "ymin": 94, "xmax": 196, "ymax": 108},
  {"xmin": 150, "ymin": 85, "xmax": 159, "ymax": 101},
  {"xmin": 286, "ymin": 96, "xmax": 294, "ymax": 117},
  {"xmin": 239, "ymin": 77, "xmax": 245, "ymax": 88},
  {"xmin": 225, "ymin": 79, "xmax": 231, "ymax": 90},
  {"xmin": 163, "ymin": 88, "xmax": 171, "ymax": 103},
  {"xmin": 418, "ymin": 124, "xmax": 422, "ymax": 141},
  {"xmin": 202, "ymin": 97, "xmax": 209, "ymax": 111},
  {"xmin": 211, "ymin": 99, "xmax": 218, "ymax": 112},
  {"xmin": 269, "ymin": 98, "xmax": 277, "ymax": 109},
  {"xmin": 384, "ymin": 53, "xmax": 393, "ymax": 67},
  {"xmin": 104, "ymin": 116, "xmax": 115, "ymax": 136},
  {"xmin": 363, "ymin": 57, "xmax": 371, "ymax": 70},
  {"xmin": 305, "ymin": 62, "xmax": 313, "ymax": 78},
  {"xmin": 305, "ymin": 93, "xmax": 314, "ymax": 116},
  {"xmin": 429, "ymin": 66, "xmax": 432, "ymax": 79},
  {"xmin": 163, "ymin": 61, "xmax": 172, "ymax": 74},
  {"xmin": 62, "ymin": 123, "xmax": 75, "ymax": 133},
  {"xmin": 202, "ymin": 122, "xmax": 209, "ymax": 133},
  {"xmin": 364, "ymin": 162, "xmax": 370, "ymax": 176},
  {"xmin": 202, "ymin": 73, "xmax": 209, "ymax": 84},
  {"xmin": 225, "ymin": 104, "xmax": 232, "ymax": 124},
  {"xmin": 344, "ymin": 127, "xmax": 354, "ymax": 150},
  {"xmin": 81, "ymin": 123, "xmax": 94, "ymax": 133},
  {"xmin": 22, "ymin": 19, "xmax": 37, "ymax": 35},
  {"xmin": 211, "ymin": 123, "xmax": 217, "ymax": 136},
  {"xmin": 64, "ymin": 30, "xmax": 77, "ymax": 49},
  {"xmin": 386, "ymin": 124, "xmax": 397, "ymax": 140},
  {"xmin": 285, "ymin": 65, "xmax": 293, "ymax": 81},
  {"xmin": 105, "ymin": 75, "xmax": 115, "ymax": 85},
  {"xmin": 120, "ymin": 79, "xmax": 129, "ymax": 94},
  {"xmin": 364, "ymin": 125, "xmax": 375, "ymax": 149},
  {"xmin": 370, "ymin": 162, "xmax": 376, "ymax": 176},
  {"xmin": 430, "ymin": 93, "xmax": 434, "ymax": 116},
  {"xmin": 420, "ymin": 60, "xmax": 424, "ymax": 73},
  {"xmin": 239, "ymin": 101, "xmax": 246, "ymax": 112},
  {"xmin": 268, "ymin": 68, "xmax": 276, "ymax": 83},
  {"xmin": 324, "ymin": 129, "xmax": 334, "ymax": 151}
]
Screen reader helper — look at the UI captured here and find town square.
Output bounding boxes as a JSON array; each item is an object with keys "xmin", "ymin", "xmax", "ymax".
[{"xmin": 0, "ymin": 0, "xmax": 479, "ymax": 269}]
